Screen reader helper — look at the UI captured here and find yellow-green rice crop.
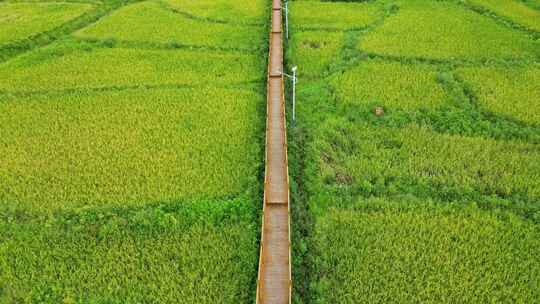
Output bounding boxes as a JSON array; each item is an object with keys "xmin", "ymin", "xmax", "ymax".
[
  {"xmin": 288, "ymin": 31, "xmax": 342, "ymax": 77},
  {"xmin": 0, "ymin": 2, "xmax": 93, "ymax": 45},
  {"xmin": 456, "ymin": 65, "xmax": 540, "ymax": 125},
  {"xmin": 361, "ymin": 0, "xmax": 538, "ymax": 61},
  {"xmin": 524, "ymin": 0, "xmax": 540, "ymax": 9},
  {"xmin": 75, "ymin": 1, "xmax": 265, "ymax": 50},
  {"xmin": 465, "ymin": 0, "xmax": 540, "ymax": 31},
  {"xmin": 330, "ymin": 60, "xmax": 448, "ymax": 111},
  {"xmin": 0, "ymin": 88, "xmax": 263, "ymax": 212},
  {"xmin": 0, "ymin": 199, "xmax": 258, "ymax": 303},
  {"xmin": 318, "ymin": 121, "xmax": 540, "ymax": 202},
  {"xmin": 290, "ymin": 1, "xmax": 383, "ymax": 30},
  {"xmin": 287, "ymin": 1, "xmax": 540, "ymax": 303},
  {"xmin": 165, "ymin": 0, "xmax": 267, "ymax": 25},
  {"xmin": 312, "ymin": 198, "xmax": 540, "ymax": 303},
  {"xmin": 0, "ymin": 41, "xmax": 263, "ymax": 92},
  {"xmin": 0, "ymin": 0, "xmax": 265, "ymax": 302}
]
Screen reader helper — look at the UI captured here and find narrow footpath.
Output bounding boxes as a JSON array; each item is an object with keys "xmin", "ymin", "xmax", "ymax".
[{"xmin": 255, "ymin": 0, "xmax": 292, "ymax": 303}]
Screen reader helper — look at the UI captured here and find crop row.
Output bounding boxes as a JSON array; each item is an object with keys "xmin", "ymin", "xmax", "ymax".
[
  {"xmin": 330, "ymin": 60, "xmax": 448, "ymax": 111},
  {"xmin": 0, "ymin": 0, "xmax": 268, "ymax": 63},
  {"xmin": 289, "ymin": 1, "xmax": 540, "ymax": 128}
]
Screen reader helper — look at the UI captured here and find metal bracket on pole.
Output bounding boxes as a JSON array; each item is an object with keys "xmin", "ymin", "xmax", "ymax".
[{"xmin": 281, "ymin": 66, "xmax": 298, "ymax": 127}]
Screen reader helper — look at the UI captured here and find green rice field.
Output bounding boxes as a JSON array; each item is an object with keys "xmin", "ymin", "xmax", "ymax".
[
  {"xmin": 0, "ymin": 0, "xmax": 266, "ymax": 302},
  {"xmin": 288, "ymin": 0, "xmax": 540, "ymax": 303},
  {"xmin": 0, "ymin": 2, "xmax": 93, "ymax": 45},
  {"xmin": 1, "ymin": 0, "xmax": 539, "ymax": 302}
]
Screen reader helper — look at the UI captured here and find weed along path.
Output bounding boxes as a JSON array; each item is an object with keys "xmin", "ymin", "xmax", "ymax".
[{"xmin": 256, "ymin": 0, "xmax": 292, "ymax": 303}]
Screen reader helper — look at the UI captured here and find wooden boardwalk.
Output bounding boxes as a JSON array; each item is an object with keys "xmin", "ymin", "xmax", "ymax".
[{"xmin": 255, "ymin": 0, "xmax": 291, "ymax": 303}]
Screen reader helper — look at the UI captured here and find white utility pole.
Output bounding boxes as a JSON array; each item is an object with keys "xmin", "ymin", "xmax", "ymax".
[{"xmin": 282, "ymin": 66, "xmax": 298, "ymax": 126}]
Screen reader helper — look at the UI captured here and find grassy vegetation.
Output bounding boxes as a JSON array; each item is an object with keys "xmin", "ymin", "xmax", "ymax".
[
  {"xmin": 0, "ymin": 2, "xmax": 93, "ymax": 45},
  {"xmin": 312, "ymin": 198, "xmax": 540, "ymax": 303},
  {"xmin": 287, "ymin": 0, "xmax": 540, "ymax": 302},
  {"xmin": 456, "ymin": 64, "xmax": 540, "ymax": 126},
  {"xmin": 361, "ymin": 0, "xmax": 538, "ymax": 61},
  {"xmin": 0, "ymin": 40, "xmax": 263, "ymax": 92},
  {"xmin": 75, "ymin": 1, "xmax": 265, "ymax": 50},
  {"xmin": 330, "ymin": 60, "xmax": 449, "ymax": 111},
  {"xmin": 0, "ymin": 0, "xmax": 267, "ymax": 301}
]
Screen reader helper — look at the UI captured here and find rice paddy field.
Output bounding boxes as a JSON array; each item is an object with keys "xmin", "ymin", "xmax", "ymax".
[
  {"xmin": 287, "ymin": 0, "xmax": 540, "ymax": 303},
  {"xmin": 1, "ymin": 0, "xmax": 540, "ymax": 302},
  {"xmin": 0, "ymin": 0, "xmax": 267, "ymax": 302}
]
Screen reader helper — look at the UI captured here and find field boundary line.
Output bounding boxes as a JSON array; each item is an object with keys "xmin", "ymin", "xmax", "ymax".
[{"xmin": 72, "ymin": 37, "xmax": 261, "ymax": 53}]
